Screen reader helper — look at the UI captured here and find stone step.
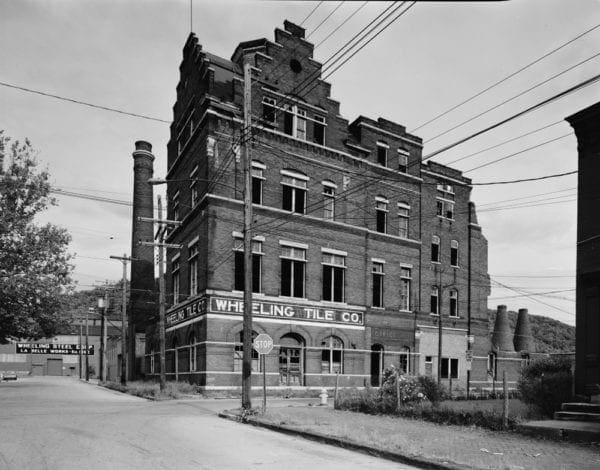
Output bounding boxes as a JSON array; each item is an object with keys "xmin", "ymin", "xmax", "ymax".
[
  {"xmin": 518, "ymin": 419, "xmax": 600, "ymax": 443},
  {"xmin": 554, "ymin": 411, "xmax": 600, "ymax": 422},
  {"xmin": 561, "ymin": 402, "xmax": 600, "ymax": 413}
]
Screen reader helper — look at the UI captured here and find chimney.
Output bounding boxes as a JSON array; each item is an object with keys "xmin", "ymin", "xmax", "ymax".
[
  {"xmin": 129, "ymin": 141, "xmax": 156, "ymax": 377},
  {"xmin": 491, "ymin": 305, "xmax": 515, "ymax": 352},
  {"xmin": 513, "ymin": 308, "xmax": 534, "ymax": 352}
]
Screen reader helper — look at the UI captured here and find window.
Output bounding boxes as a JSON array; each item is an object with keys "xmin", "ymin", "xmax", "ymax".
[
  {"xmin": 282, "ymin": 104, "xmax": 308, "ymax": 140},
  {"xmin": 398, "ymin": 202, "xmax": 410, "ymax": 238},
  {"xmin": 282, "ymin": 171, "xmax": 308, "ymax": 214},
  {"xmin": 431, "ymin": 235, "xmax": 440, "ymax": 263},
  {"xmin": 234, "ymin": 331, "xmax": 260, "ymax": 372},
  {"xmin": 281, "ymin": 245, "xmax": 306, "ymax": 297},
  {"xmin": 322, "ymin": 251, "xmax": 345, "ymax": 302},
  {"xmin": 177, "ymin": 110, "xmax": 195, "ymax": 155},
  {"xmin": 450, "ymin": 240, "xmax": 459, "ymax": 267},
  {"xmin": 190, "ymin": 166, "xmax": 199, "ymax": 207},
  {"xmin": 313, "ymin": 115, "xmax": 326, "ymax": 145},
  {"xmin": 296, "ymin": 109, "xmax": 307, "ymax": 140},
  {"xmin": 189, "ymin": 243, "xmax": 198, "ymax": 296},
  {"xmin": 321, "ymin": 336, "xmax": 343, "ymax": 374},
  {"xmin": 252, "ymin": 161, "xmax": 265, "ymax": 205},
  {"xmin": 172, "ymin": 258, "xmax": 180, "ymax": 304},
  {"xmin": 233, "ymin": 238, "xmax": 263, "ymax": 293},
  {"xmin": 398, "ymin": 149, "xmax": 409, "ymax": 173},
  {"xmin": 399, "ymin": 346, "xmax": 410, "ymax": 374},
  {"xmin": 375, "ymin": 197, "xmax": 388, "ymax": 233},
  {"xmin": 449, "ymin": 290, "xmax": 458, "ymax": 317},
  {"xmin": 436, "ymin": 183, "xmax": 455, "ymax": 220},
  {"xmin": 377, "ymin": 142, "xmax": 388, "ymax": 166},
  {"xmin": 400, "ymin": 266, "xmax": 411, "ymax": 311},
  {"xmin": 262, "ymin": 97, "xmax": 277, "ymax": 125},
  {"xmin": 441, "ymin": 357, "xmax": 459, "ymax": 379},
  {"xmin": 322, "ymin": 181, "xmax": 336, "ymax": 220},
  {"xmin": 430, "ymin": 286, "xmax": 439, "ymax": 315},
  {"xmin": 189, "ymin": 333, "xmax": 197, "ymax": 372},
  {"xmin": 172, "ymin": 190, "xmax": 180, "ymax": 221},
  {"xmin": 372, "ymin": 261, "xmax": 384, "ymax": 308}
]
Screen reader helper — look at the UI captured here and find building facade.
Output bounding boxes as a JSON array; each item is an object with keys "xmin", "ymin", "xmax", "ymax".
[{"xmin": 145, "ymin": 21, "xmax": 491, "ymax": 391}]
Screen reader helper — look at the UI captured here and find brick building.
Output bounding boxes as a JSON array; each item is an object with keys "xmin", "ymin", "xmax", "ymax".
[{"xmin": 145, "ymin": 21, "xmax": 492, "ymax": 392}]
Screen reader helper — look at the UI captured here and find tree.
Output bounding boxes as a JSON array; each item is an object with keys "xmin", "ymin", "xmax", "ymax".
[{"xmin": 0, "ymin": 131, "xmax": 74, "ymax": 343}]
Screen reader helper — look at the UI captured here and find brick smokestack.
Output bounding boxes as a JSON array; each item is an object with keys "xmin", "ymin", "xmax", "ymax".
[
  {"xmin": 513, "ymin": 308, "xmax": 534, "ymax": 352},
  {"xmin": 491, "ymin": 305, "xmax": 515, "ymax": 352},
  {"xmin": 130, "ymin": 140, "xmax": 156, "ymax": 378}
]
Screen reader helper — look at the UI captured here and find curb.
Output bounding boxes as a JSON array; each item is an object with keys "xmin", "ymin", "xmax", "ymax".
[{"xmin": 218, "ymin": 411, "xmax": 477, "ymax": 470}]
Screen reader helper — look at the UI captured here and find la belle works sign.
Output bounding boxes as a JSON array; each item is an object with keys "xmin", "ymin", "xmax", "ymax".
[{"xmin": 165, "ymin": 296, "xmax": 364, "ymax": 328}]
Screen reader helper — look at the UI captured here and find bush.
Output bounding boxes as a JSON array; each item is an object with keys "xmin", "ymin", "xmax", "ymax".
[
  {"xmin": 518, "ymin": 356, "xmax": 573, "ymax": 418},
  {"xmin": 104, "ymin": 380, "xmax": 198, "ymax": 399},
  {"xmin": 417, "ymin": 375, "xmax": 447, "ymax": 405}
]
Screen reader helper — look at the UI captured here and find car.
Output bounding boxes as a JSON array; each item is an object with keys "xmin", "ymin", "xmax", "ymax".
[{"xmin": 1, "ymin": 371, "xmax": 17, "ymax": 381}]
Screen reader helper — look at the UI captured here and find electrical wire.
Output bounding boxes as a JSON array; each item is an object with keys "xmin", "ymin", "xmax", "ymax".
[{"xmin": 410, "ymin": 22, "xmax": 600, "ymax": 133}]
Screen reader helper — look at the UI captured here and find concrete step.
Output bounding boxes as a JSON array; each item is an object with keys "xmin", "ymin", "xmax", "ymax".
[
  {"xmin": 518, "ymin": 419, "xmax": 600, "ymax": 443},
  {"xmin": 554, "ymin": 411, "xmax": 600, "ymax": 422},
  {"xmin": 561, "ymin": 402, "xmax": 600, "ymax": 413}
]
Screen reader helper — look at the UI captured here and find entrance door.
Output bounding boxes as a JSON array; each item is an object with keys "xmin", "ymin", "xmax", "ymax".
[
  {"xmin": 31, "ymin": 364, "xmax": 44, "ymax": 376},
  {"xmin": 47, "ymin": 358, "xmax": 63, "ymax": 376},
  {"xmin": 371, "ymin": 344, "xmax": 384, "ymax": 386},
  {"xmin": 279, "ymin": 333, "xmax": 304, "ymax": 386}
]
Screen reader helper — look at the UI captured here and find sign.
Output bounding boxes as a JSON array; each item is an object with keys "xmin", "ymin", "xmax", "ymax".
[
  {"xmin": 166, "ymin": 297, "xmax": 207, "ymax": 327},
  {"xmin": 210, "ymin": 297, "xmax": 364, "ymax": 326},
  {"xmin": 16, "ymin": 343, "xmax": 94, "ymax": 355},
  {"xmin": 253, "ymin": 334, "xmax": 274, "ymax": 355}
]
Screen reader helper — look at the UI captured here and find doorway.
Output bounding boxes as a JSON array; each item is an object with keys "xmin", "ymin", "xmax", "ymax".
[
  {"xmin": 47, "ymin": 358, "xmax": 63, "ymax": 376},
  {"xmin": 371, "ymin": 344, "xmax": 384, "ymax": 386},
  {"xmin": 279, "ymin": 333, "xmax": 304, "ymax": 386}
]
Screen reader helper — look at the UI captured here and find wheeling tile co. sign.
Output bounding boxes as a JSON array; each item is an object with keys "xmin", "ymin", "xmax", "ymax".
[
  {"xmin": 16, "ymin": 343, "xmax": 94, "ymax": 355},
  {"xmin": 165, "ymin": 295, "xmax": 364, "ymax": 328}
]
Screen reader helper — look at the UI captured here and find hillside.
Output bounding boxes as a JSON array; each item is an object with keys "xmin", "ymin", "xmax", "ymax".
[{"xmin": 488, "ymin": 309, "xmax": 575, "ymax": 353}]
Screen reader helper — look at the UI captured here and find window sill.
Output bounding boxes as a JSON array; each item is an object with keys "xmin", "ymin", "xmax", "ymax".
[
  {"xmin": 371, "ymin": 306, "xmax": 385, "ymax": 310},
  {"xmin": 321, "ymin": 300, "xmax": 348, "ymax": 306},
  {"xmin": 436, "ymin": 216, "xmax": 455, "ymax": 221},
  {"xmin": 431, "ymin": 261, "xmax": 441, "ymax": 265},
  {"xmin": 429, "ymin": 313, "xmax": 439, "ymax": 317},
  {"xmin": 451, "ymin": 265, "xmax": 459, "ymax": 269},
  {"xmin": 449, "ymin": 315, "xmax": 460, "ymax": 319}
]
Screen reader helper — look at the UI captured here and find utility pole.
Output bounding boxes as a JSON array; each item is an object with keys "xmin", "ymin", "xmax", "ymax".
[
  {"xmin": 139, "ymin": 196, "xmax": 182, "ymax": 392},
  {"xmin": 85, "ymin": 307, "xmax": 90, "ymax": 382},
  {"xmin": 437, "ymin": 266, "xmax": 443, "ymax": 385},
  {"xmin": 110, "ymin": 254, "xmax": 131, "ymax": 385},
  {"xmin": 78, "ymin": 322, "xmax": 82, "ymax": 379},
  {"xmin": 241, "ymin": 60, "xmax": 254, "ymax": 410}
]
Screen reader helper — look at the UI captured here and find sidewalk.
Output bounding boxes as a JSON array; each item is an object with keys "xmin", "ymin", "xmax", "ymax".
[{"xmin": 220, "ymin": 405, "xmax": 600, "ymax": 470}]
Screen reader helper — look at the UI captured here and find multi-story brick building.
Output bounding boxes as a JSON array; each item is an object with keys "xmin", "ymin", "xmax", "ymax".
[{"xmin": 145, "ymin": 21, "xmax": 491, "ymax": 392}]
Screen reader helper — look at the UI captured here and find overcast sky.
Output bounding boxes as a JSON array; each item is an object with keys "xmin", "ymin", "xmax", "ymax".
[{"xmin": 2, "ymin": 0, "xmax": 599, "ymax": 326}]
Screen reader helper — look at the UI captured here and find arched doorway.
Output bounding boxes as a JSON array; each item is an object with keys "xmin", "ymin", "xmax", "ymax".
[
  {"xmin": 279, "ymin": 333, "xmax": 304, "ymax": 386},
  {"xmin": 371, "ymin": 344, "xmax": 384, "ymax": 386}
]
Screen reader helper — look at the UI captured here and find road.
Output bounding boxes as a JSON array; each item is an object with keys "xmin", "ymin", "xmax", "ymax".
[{"xmin": 0, "ymin": 377, "xmax": 418, "ymax": 469}]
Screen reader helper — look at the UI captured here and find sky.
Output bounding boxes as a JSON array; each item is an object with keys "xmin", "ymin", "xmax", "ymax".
[{"xmin": 2, "ymin": 0, "xmax": 599, "ymax": 326}]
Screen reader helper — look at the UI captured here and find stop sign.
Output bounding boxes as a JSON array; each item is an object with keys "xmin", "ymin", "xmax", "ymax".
[{"xmin": 253, "ymin": 333, "xmax": 274, "ymax": 355}]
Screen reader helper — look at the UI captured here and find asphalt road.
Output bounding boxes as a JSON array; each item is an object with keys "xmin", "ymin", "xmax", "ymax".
[{"xmin": 0, "ymin": 377, "xmax": 418, "ymax": 469}]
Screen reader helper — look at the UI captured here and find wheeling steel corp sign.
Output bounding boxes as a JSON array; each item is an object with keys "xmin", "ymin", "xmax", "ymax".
[
  {"xmin": 165, "ymin": 296, "xmax": 364, "ymax": 328},
  {"xmin": 16, "ymin": 343, "xmax": 94, "ymax": 355}
]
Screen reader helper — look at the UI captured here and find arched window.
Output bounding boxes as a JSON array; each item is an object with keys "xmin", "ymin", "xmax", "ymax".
[
  {"xmin": 234, "ymin": 331, "xmax": 259, "ymax": 372},
  {"xmin": 321, "ymin": 336, "xmax": 344, "ymax": 374},
  {"xmin": 189, "ymin": 333, "xmax": 197, "ymax": 372},
  {"xmin": 449, "ymin": 290, "xmax": 459, "ymax": 317},
  {"xmin": 431, "ymin": 235, "xmax": 440, "ymax": 263}
]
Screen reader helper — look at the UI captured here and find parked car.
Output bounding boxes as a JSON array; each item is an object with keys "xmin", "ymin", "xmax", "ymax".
[{"xmin": 1, "ymin": 371, "xmax": 18, "ymax": 381}]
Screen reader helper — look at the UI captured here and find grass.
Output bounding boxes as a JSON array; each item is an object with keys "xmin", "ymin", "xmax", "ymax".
[{"xmin": 103, "ymin": 380, "xmax": 198, "ymax": 399}]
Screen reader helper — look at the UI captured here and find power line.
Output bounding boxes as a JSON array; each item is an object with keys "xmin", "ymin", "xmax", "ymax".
[
  {"xmin": 472, "ymin": 170, "xmax": 577, "ymax": 186},
  {"xmin": 425, "ymin": 50, "xmax": 600, "ymax": 144},
  {"xmin": 422, "ymin": 72, "xmax": 600, "ymax": 161},
  {"xmin": 306, "ymin": 1, "xmax": 346, "ymax": 39},
  {"xmin": 410, "ymin": 22, "xmax": 600, "ymax": 133},
  {"xmin": 0, "ymin": 81, "xmax": 170, "ymax": 123},
  {"xmin": 300, "ymin": 1, "xmax": 324, "ymax": 26},
  {"xmin": 313, "ymin": 1, "xmax": 369, "ymax": 49},
  {"xmin": 463, "ymin": 133, "xmax": 571, "ymax": 173},
  {"xmin": 443, "ymin": 120, "xmax": 563, "ymax": 167}
]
